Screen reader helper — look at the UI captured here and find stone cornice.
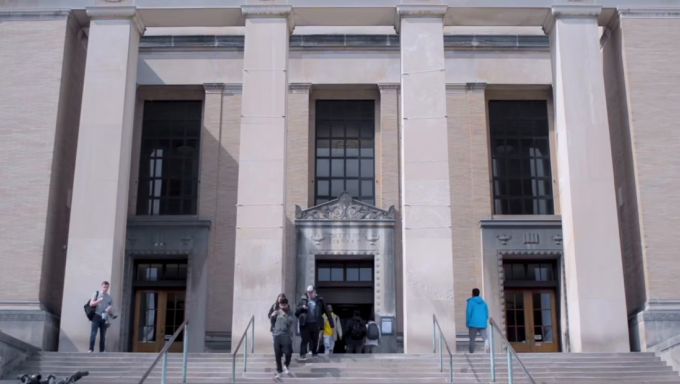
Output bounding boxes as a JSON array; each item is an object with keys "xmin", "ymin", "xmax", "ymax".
[
  {"xmin": 378, "ymin": 83, "xmax": 400, "ymax": 92},
  {"xmin": 446, "ymin": 82, "xmax": 486, "ymax": 93},
  {"xmin": 223, "ymin": 84, "xmax": 242, "ymax": 95},
  {"xmin": 86, "ymin": 5, "xmax": 145, "ymax": 35},
  {"xmin": 397, "ymin": 4, "xmax": 447, "ymax": 18},
  {"xmin": 241, "ymin": 4, "xmax": 292, "ymax": 18},
  {"xmin": 0, "ymin": 9, "xmax": 70, "ymax": 20},
  {"xmin": 289, "ymin": 83, "xmax": 312, "ymax": 93},
  {"xmin": 203, "ymin": 83, "xmax": 225, "ymax": 94},
  {"xmin": 543, "ymin": 5, "xmax": 602, "ymax": 34},
  {"xmin": 618, "ymin": 8, "xmax": 680, "ymax": 18}
]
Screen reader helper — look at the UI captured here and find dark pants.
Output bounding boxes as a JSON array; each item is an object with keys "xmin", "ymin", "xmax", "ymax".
[
  {"xmin": 273, "ymin": 335, "xmax": 292, "ymax": 373},
  {"xmin": 300, "ymin": 323, "xmax": 320, "ymax": 357},
  {"xmin": 346, "ymin": 339, "xmax": 364, "ymax": 353},
  {"xmin": 89, "ymin": 316, "xmax": 107, "ymax": 352}
]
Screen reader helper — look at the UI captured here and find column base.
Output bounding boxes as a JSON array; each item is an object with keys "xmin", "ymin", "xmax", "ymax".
[
  {"xmin": 0, "ymin": 304, "xmax": 59, "ymax": 350},
  {"xmin": 633, "ymin": 300, "xmax": 680, "ymax": 371}
]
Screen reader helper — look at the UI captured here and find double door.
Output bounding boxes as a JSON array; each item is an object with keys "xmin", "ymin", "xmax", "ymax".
[
  {"xmin": 505, "ymin": 289, "xmax": 559, "ymax": 352},
  {"xmin": 132, "ymin": 290, "xmax": 185, "ymax": 353}
]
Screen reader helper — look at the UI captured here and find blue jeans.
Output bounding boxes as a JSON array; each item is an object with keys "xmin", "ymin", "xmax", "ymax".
[{"xmin": 89, "ymin": 315, "xmax": 107, "ymax": 352}]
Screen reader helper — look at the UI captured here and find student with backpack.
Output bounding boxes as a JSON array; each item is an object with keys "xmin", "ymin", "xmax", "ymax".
[
  {"xmin": 364, "ymin": 316, "xmax": 381, "ymax": 353},
  {"xmin": 345, "ymin": 310, "xmax": 366, "ymax": 353},
  {"xmin": 270, "ymin": 298, "xmax": 294, "ymax": 379}
]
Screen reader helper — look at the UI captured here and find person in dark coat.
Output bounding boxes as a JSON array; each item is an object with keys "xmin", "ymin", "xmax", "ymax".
[{"xmin": 295, "ymin": 285, "xmax": 325, "ymax": 360}]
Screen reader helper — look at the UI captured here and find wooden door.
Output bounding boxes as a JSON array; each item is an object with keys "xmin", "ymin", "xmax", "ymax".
[
  {"xmin": 505, "ymin": 289, "xmax": 559, "ymax": 352},
  {"xmin": 133, "ymin": 290, "xmax": 185, "ymax": 353}
]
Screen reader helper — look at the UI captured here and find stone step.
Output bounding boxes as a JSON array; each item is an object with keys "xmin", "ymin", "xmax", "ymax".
[{"xmin": 4, "ymin": 352, "xmax": 678, "ymax": 384}]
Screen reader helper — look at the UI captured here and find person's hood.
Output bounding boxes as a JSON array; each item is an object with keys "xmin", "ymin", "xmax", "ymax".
[{"xmin": 467, "ymin": 296, "xmax": 485, "ymax": 305}]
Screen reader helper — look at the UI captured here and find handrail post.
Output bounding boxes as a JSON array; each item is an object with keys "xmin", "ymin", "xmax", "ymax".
[
  {"xmin": 251, "ymin": 318, "xmax": 255, "ymax": 354},
  {"xmin": 439, "ymin": 334, "xmax": 443, "ymax": 372},
  {"xmin": 432, "ymin": 316, "xmax": 436, "ymax": 353},
  {"xmin": 244, "ymin": 332, "xmax": 249, "ymax": 373},
  {"xmin": 449, "ymin": 354, "xmax": 453, "ymax": 384},
  {"xmin": 489, "ymin": 323, "xmax": 495, "ymax": 382},
  {"xmin": 182, "ymin": 324, "xmax": 189, "ymax": 384},
  {"xmin": 161, "ymin": 351, "xmax": 168, "ymax": 384},
  {"xmin": 507, "ymin": 347, "xmax": 513, "ymax": 384},
  {"xmin": 232, "ymin": 353, "xmax": 236, "ymax": 384}
]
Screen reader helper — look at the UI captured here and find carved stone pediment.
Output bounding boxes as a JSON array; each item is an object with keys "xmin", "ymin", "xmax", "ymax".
[{"xmin": 295, "ymin": 193, "xmax": 395, "ymax": 221}]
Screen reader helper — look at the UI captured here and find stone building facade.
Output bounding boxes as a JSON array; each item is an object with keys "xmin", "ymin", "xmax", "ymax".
[{"xmin": 1, "ymin": 0, "xmax": 679, "ymax": 363}]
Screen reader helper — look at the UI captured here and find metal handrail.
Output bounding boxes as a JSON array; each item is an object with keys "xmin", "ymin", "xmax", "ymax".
[
  {"xmin": 432, "ymin": 314, "xmax": 454, "ymax": 383},
  {"xmin": 488, "ymin": 318, "xmax": 536, "ymax": 384},
  {"xmin": 138, "ymin": 319, "xmax": 189, "ymax": 384},
  {"xmin": 231, "ymin": 315, "xmax": 255, "ymax": 384}
]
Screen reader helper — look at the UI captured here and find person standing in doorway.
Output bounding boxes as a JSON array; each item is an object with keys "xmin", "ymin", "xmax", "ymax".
[
  {"xmin": 466, "ymin": 288, "xmax": 489, "ymax": 353},
  {"xmin": 88, "ymin": 281, "xmax": 115, "ymax": 352},
  {"xmin": 271, "ymin": 298, "xmax": 294, "ymax": 379},
  {"xmin": 321, "ymin": 304, "xmax": 342, "ymax": 355},
  {"xmin": 295, "ymin": 285, "xmax": 324, "ymax": 360},
  {"xmin": 363, "ymin": 316, "xmax": 381, "ymax": 353},
  {"xmin": 345, "ymin": 310, "xmax": 366, "ymax": 353}
]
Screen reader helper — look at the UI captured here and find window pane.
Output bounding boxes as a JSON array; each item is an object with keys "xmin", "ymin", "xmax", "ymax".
[
  {"xmin": 331, "ymin": 139, "xmax": 344, "ymax": 157},
  {"xmin": 360, "ymin": 159, "xmax": 374, "ymax": 178},
  {"xmin": 346, "ymin": 139, "xmax": 359, "ymax": 157},
  {"xmin": 346, "ymin": 268, "xmax": 359, "ymax": 281},
  {"xmin": 361, "ymin": 180, "xmax": 374, "ymax": 197},
  {"xmin": 331, "ymin": 267, "xmax": 344, "ymax": 281},
  {"xmin": 346, "ymin": 159, "xmax": 359, "ymax": 177},
  {"xmin": 331, "ymin": 159, "xmax": 344, "ymax": 177},
  {"xmin": 317, "ymin": 180, "xmax": 329, "ymax": 196},
  {"xmin": 317, "ymin": 140, "xmax": 330, "ymax": 157},
  {"xmin": 317, "ymin": 159, "xmax": 330, "ymax": 177},
  {"xmin": 318, "ymin": 268, "xmax": 331, "ymax": 281},
  {"xmin": 346, "ymin": 180, "xmax": 359, "ymax": 197},
  {"xmin": 331, "ymin": 179, "xmax": 344, "ymax": 197},
  {"xmin": 359, "ymin": 268, "xmax": 372, "ymax": 281}
]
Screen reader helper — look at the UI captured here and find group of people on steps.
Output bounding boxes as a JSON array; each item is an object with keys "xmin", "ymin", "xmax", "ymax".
[{"xmin": 267, "ymin": 285, "xmax": 382, "ymax": 379}]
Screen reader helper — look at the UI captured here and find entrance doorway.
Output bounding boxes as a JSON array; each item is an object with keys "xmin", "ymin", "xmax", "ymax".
[
  {"xmin": 503, "ymin": 261, "xmax": 560, "ymax": 352},
  {"xmin": 132, "ymin": 260, "xmax": 187, "ymax": 352},
  {"xmin": 315, "ymin": 259, "xmax": 374, "ymax": 353}
]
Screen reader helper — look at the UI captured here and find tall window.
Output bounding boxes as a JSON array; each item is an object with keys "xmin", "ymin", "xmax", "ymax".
[
  {"xmin": 489, "ymin": 100, "xmax": 554, "ymax": 215},
  {"xmin": 137, "ymin": 101, "xmax": 202, "ymax": 215},
  {"xmin": 315, "ymin": 100, "xmax": 375, "ymax": 205}
]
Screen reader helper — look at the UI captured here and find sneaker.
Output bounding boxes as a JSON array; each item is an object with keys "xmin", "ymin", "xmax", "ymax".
[
  {"xmin": 88, "ymin": 350, "xmax": 93, "ymax": 353},
  {"xmin": 298, "ymin": 355, "xmax": 307, "ymax": 361},
  {"xmin": 274, "ymin": 372, "xmax": 281, "ymax": 379},
  {"xmin": 283, "ymin": 366, "xmax": 290, "ymax": 375}
]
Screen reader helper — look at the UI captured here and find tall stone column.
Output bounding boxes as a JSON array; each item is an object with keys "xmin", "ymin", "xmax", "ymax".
[
  {"xmin": 545, "ymin": 5, "xmax": 629, "ymax": 352},
  {"xmin": 59, "ymin": 6, "xmax": 143, "ymax": 351},
  {"xmin": 398, "ymin": 5, "xmax": 456, "ymax": 353},
  {"xmin": 231, "ymin": 4, "xmax": 290, "ymax": 352},
  {"xmin": 286, "ymin": 83, "xmax": 311, "ymax": 298}
]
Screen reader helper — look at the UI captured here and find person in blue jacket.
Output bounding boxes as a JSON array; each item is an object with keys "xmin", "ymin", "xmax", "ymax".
[{"xmin": 466, "ymin": 288, "xmax": 489, "ymax": 353}]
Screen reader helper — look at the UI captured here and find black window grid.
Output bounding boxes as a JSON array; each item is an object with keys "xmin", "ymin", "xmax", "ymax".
[
  {"xmin": 315, "ymin": 100, "xmax": 375, "ymax": 205},
  {"xmin": 137, "ymin": 101, "xmax": 202, "ymax": 216},
  {"xmin": 489, "ymin": 100, "xmax": 554, "ymax": 215}
]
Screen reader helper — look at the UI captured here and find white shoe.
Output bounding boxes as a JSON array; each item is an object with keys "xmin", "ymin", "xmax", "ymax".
[
  {"xmin": 274, "ymin": 372, "xmax": 281, "ymax": 379},
  {"xmin": 298, "ymin": 355, "xmax": 307, "ymax": 361},
  {"xmin": 283, "ymin": 366, "xmax": 290, "ymax": 375}
]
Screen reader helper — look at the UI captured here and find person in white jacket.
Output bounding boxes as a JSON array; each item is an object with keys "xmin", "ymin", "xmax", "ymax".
[{"xmin": 321, "ymin": 304, "xmax": 342, "ymax": 355}]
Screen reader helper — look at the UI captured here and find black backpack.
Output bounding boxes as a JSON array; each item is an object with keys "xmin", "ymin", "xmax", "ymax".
[
  {"xmin": 367, "ymin": 322, "xmax": 379, "ymax": 340},
  {"xmin": 349, "ymin": 319, "xmax": 366, "ymax": 340},
  {"xmin": 83, "ymin": 291, "xmax": 98, "ymax": 321}
]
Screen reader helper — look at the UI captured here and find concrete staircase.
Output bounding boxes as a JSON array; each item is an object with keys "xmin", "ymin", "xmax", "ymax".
[{"xmin": 2, "ymin": 352, "xmax": 679, "ymax": 384}]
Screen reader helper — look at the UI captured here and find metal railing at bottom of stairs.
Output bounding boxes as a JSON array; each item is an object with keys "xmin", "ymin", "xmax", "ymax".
[
  {"xmin": 231, "ymin": 315, "xmax": 255, "ymax": 383},
  {"xmin": 432, "ymin": 314, "xmax": 455, "ymax": 383},
  {"xmin": 488, "ymin": 317, "xmax": 537, "ymax": 384},
  {"xmin": 138, "ymin": 319, "xmax": 189, "ymax": 384}
]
